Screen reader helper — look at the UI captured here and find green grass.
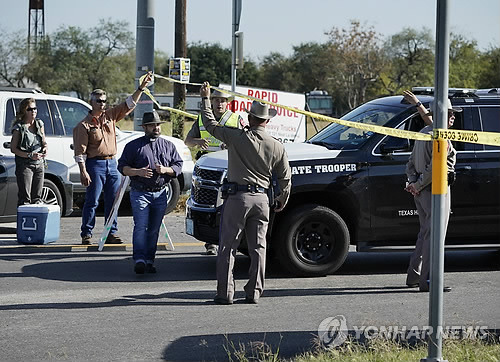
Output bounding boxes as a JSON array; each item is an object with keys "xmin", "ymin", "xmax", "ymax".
[
  {"xmin": 222, "ymin": 337, "xmax": 499, "ymax": 362},
  {"xmin": 298, "ymin": 338, "xmax": 499, "ymax": 362}
]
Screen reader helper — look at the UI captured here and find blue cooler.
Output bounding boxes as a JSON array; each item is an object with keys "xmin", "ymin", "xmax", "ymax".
[{"xmin": 17, "ymin": 204, "xmax": 60, "ymax": 244}]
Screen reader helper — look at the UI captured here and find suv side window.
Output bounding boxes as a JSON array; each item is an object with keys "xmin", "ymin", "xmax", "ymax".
[
  {"xmin": 5, "ymin": 98, "xmax": 55, "ymax": 136},
  {"xmin": 478, "ymin": 106, "xmax": 500, "ymax": 151},
  {"xmin": 47, "ymin": 100, "xmax": 65, "ymax": 136},
  {"xmin": 376, "ymin": 113, "xmax": 425, "ymax": 154},
  {"xmin": 3, "ymin": 99, "xmax": 16, "ymax": 135},
  {"xmin": 54, "ymin": 100, "xmax": 89, "ymax": 136},
  {"xmin": 450, "ymin": 107, "xmax": 475, "ymax": 152}
]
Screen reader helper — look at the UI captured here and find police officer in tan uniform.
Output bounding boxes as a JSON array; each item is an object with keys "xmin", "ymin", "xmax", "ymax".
[
  {"xmin": 405, "ymin": 99, "xmax": 459, "ymax": 292},
  {"xmin": 185, "ymin": 88, "xmax": 244, "ymax": 256},
  {"xmin": 199, "ymin": 82, "xmax": 291, "ymax": 304}
]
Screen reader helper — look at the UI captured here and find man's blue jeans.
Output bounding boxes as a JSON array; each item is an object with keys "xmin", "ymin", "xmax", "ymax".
[
  {"xmin": 81, "ymin": 158, "xmax": 121, "ymax": 238},
  {"xmin": 130, "ymin": 188, "xmax": 168, "ymax": 264}
]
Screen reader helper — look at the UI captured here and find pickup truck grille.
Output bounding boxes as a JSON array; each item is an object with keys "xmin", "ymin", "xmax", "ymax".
[
  {"xmin": 191, "ymin": 166, "xmax": 225, "ymax": 206},
  {"xmin": 194, "ymin": 165, "xmax": 223, "ymax": 181},
  {"xmin": 193, "ymin": 187, "xmax": 218, "ymax": 205}
]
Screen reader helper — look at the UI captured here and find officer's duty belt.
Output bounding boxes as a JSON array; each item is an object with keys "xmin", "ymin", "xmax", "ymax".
[{"xmin": 236, "ymin": 184, "xmax": 268, "ymax": 193}]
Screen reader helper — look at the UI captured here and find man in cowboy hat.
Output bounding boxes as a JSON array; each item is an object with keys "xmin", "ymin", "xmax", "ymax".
[
  {"xmin": 404, "ymin": 98, "xmax": 461, "ymax": 292},
  {"xmin": 199, "ymin": 81, "xmax": 291, "ymax": 304},
  {"xmin": 118, "ymin": 111, "xmax": 183, "ymax": 274},
  {"xmin": 185, "ymin": 87, "xmax": 244, "ymax": 256}
]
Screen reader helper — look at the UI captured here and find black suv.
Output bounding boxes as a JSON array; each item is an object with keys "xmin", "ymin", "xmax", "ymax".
[{"xmin": 186, "ymin": 88, "xmax": 500, "ymax": 276}]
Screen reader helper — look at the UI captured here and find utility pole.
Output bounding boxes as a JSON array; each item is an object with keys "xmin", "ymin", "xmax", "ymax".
[
  {"xmin": 27, "ymin": 0, "xmax": 45, "ymax": 61},
  {"xmin": 134, "ymin": 0, "xmax": 155, "ymax": 131},
  {"xmin": 173, "ymin": 0, "xmax": 187, "ymax": 139},
  {"xmin": 231, "ymin": 0, "xmax": 243, "ymax": 92},
  {"xmin": 423, "ymin": 1, "xmax": 450, "ymax": 361}
]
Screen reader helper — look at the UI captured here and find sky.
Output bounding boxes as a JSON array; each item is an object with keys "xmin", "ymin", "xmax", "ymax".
[{"xmin": 1, "ymin": 0, "xmax": 499, "ymax": 62}]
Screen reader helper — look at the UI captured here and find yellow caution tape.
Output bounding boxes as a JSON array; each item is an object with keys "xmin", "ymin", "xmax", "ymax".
[
  {"xmin": 433, "ymin": 128, "xmax": 500, "ymax": 147},
  {"xmin": 139, "ymin": 73, "xmax": 500, "ymax": 146}
]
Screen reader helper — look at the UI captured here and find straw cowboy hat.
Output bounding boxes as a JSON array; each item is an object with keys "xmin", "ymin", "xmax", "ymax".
[
  {"xmin": 141, "ymin": 111, "xmax": 165, "ymax": 126},
  {"xmin": 210, "ymin": 88, "xmax": 234, "ymax": 102},
  {"xmin": 245, "ymin": 101, "xmax": 277, "ymax": 120}
]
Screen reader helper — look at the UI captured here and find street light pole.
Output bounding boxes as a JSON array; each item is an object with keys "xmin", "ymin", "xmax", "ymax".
[
  {"xmin": 231, "ymin": 0, "xmax": 242, "ymax": 92},
  {"xmin": 134, "ymin": 0, "xmax": 155, "ymax": 131}
]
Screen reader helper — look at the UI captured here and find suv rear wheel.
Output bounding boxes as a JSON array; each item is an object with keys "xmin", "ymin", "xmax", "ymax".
[{"xmin": 275, "ymin": 204, "xmax": 350, "ymax": 276}]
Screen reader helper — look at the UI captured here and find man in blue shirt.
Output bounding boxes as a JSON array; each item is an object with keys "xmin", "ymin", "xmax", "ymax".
[{"xmin": 118, "ymin": 111, "xmax": 183, "ymax": 274}]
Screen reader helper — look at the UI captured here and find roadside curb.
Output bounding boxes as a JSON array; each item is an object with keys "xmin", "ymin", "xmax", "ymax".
[{"xmin": 0, "ymin": 242, "xmax": 204, "ymax": 253}]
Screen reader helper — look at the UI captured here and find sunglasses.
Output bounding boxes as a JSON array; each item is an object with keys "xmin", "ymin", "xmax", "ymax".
[
  {"xmin": 448, "ymin": 111, "xmax": 455, "ymax": 117},
  {"xmin": 27, "ymin": 107, "xmax": 37, "ymax": 111},
  {"xmin": 95, "ymin": 99, "xmax": 107, "ymax": 104}
]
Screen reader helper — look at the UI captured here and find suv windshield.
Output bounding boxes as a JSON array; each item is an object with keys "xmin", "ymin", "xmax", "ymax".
[{"xmin": 308, "ymin": 103, "xmax": 405, "ymax": 149}]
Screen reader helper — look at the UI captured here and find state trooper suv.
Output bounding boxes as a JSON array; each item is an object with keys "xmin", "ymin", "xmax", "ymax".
[{"xmin": 186, "ymin": 87, "xmax": 500, "ymax": 276}]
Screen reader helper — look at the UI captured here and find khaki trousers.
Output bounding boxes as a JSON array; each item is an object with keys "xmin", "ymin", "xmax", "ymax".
[
  {"xmin": 406, "ymin": 186, "xmax": 451, "ymax": 289},
  {"xmin": 216, "ymin": 191, "xmax": 270, "ymax": 301}
]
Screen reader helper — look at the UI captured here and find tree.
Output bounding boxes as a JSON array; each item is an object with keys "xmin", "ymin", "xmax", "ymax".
[
  {"xmin": 288, "ymin": 43, "xmax": 332, "ymax": 93},
  {"xmin": 325, "ymin": 20, "xmax": 386, "ymax": 114},
  {"xmin": 24, "ymin": 19, "xmax": 135, "ymax": 100},
  {"xmin": 256, "ymin": 52, "xmax": 294, "ymax": 91},
  {"xmin": 0, "ymin": 30, "xmax": 29, "ymax": 87},
  {"xmin": 381, "ymin": 27, "xmax": 434, "ymax": 95},
  {"xmin": 477, "ymin": 47, "xmax": 500, "ymax": 89},
  {"xmin": 184, "ymin": 42, "xmax": 260, "ymax": 92},
  {"xmin": 449, "ymin": 33, "xmax": 481, "ymax": 88},
  {"xmin": 185, "ymin": 42, "xmax": 231, "ymax": 92}
]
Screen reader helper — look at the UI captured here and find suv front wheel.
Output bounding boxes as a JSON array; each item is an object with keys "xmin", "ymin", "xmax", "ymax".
[{"xmin": 275, "ymin": 204, "xmax": 350, "ymax": 276}]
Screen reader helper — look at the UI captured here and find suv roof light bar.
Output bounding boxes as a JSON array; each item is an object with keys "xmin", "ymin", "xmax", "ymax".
[{"xmin": 411, "ymin": 87, "xmax": 478, "ymax": 98}]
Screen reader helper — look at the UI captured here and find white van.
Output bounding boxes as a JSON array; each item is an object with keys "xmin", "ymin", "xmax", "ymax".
[{"xmin": 0, "ymin": 88, "xmax": 194, "ymax": 213}]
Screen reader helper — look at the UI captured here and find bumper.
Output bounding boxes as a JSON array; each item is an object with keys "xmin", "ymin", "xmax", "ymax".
[
  {"xmin": 62, "ymin": 181, "xmax": 73, "ymax": 216},
  {"xmin": 185, "ymin": 197, "xmax": 221, "ymax": 243}
]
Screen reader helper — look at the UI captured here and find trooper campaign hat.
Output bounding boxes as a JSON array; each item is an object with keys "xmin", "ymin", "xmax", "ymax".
[
  {"xmin": 141, "ymin": 111, "xmax": 165, "ymax": 126},
  {"xmin": 428, "ymin": 99, "xmax": 463, "ymax": 115},
  {"xmin": 245, "ymin": 101, "xmax": 277, "ymax": 120},
  {"xmin": 210, "ymin": 88, "xmax": 234, "ymax": 102}
]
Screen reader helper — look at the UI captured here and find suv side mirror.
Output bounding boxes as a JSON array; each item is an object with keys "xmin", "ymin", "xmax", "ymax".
[
  {"xmin": 380, "ymin": 138, "xmax": 411, "ymax": 154},
  {"xmin": 3, "ymin": 142, "xmax": 10, "ymax": 149}
]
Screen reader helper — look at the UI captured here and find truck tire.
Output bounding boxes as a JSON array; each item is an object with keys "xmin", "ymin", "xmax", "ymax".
[
  {"xmin": 165, "ymin": 178, "xmax": 181, "ymax": 214},
  {"xmin": 275, "ymin": 204, "xmax": 350, "ymax": 276},
  {"xmin": 41, "ymin": 179, "xmax": 63, "ymax": 211}
]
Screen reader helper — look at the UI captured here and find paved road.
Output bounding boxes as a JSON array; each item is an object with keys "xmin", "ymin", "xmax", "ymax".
[{"xmin": 0, "ymin": 213, "xmax": 499, "ymax": 360}]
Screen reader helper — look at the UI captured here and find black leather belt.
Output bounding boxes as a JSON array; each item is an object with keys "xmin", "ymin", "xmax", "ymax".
[
  {"xmin": 91, "ymin": 155, "xmax": 114, "ymax": 160},
  {"xmin": 132, "ymin": 184, "xmax": 166, "ymax": 192},
  {"xmin": 236, "ymin": 184, "xmax": 267, "ymax": 193}
]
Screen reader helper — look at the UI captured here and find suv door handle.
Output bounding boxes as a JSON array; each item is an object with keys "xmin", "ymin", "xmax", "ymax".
[{"xmin": 456, "ymin": 165, "xmax": 472, "ymax": 172}]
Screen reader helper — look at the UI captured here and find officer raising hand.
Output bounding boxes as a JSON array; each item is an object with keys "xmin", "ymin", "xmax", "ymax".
[{"xmin": 199, "ymin": 81, "xmax": 291, "ymax": 305}]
